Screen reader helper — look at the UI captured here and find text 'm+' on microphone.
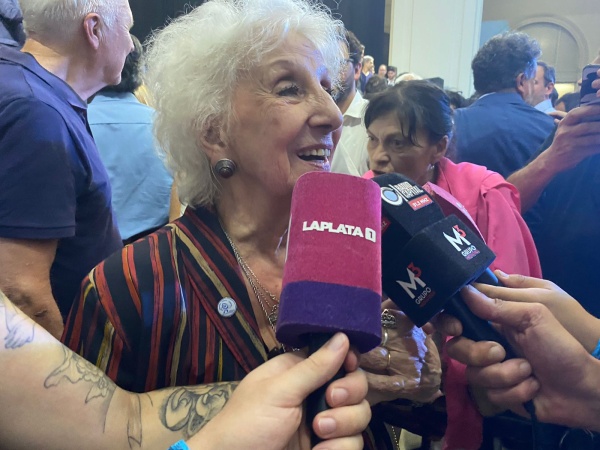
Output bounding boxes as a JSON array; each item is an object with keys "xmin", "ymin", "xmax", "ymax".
[
  {"xmin": 376, "ymin": 172, "xmax": 542, "ymax": 434},
  {"xmin": 276, "ymin": 171, "xmax": 382, "ymax": 442},
  {"xmin": 373, "ymin": 172, "xmax": 515, "ymax": 356}
]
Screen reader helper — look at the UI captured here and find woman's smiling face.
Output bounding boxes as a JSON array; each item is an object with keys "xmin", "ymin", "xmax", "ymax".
[{"xmin": 223, "ymin": 34, "xmax": 343, "ymax": 198}]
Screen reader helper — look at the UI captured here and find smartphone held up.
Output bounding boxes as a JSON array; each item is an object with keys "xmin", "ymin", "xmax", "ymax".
[{"xmin": 580, "ymin": 64, "xmax": 600, "ymax": 106}]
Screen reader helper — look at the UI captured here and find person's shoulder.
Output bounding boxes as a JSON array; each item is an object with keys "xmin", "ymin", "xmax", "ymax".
[
  {"xmin": 453, "ymin": 102, "xmax": 480, "ymax": 120},
  {"xmin": 103, "ymin": 225, "xmax": 174, "ymax": 272},
  {"xmin": 0, "ymin": 61, "xmax": 41, "ymax": 105},
  {"xmin": 503, "ymin": 96, "xmax": 555, "ymax": 126},
  {"xmin": 121, "ymin": 98, "xmax": 155, "ymax": 123},
  {"xmin": 0, "ymin": 61, "xmax": 67, "ymax": 117},
  {"xmin": 0, "ymin": 60, "xmax": 69, "ymax": 107},
  {"xmin": 529, "ymin": 107, "xmax": 556, "ymax": 128},
  {"xmin": 448, "ymin": 162, "xmax": 521, "ymax": 216},
  {"xmin": 89, "ymin": 92, "xmax": 155, "ymax": 125},
  {"xmin": 446, "ymin": 160, "xmax": 510, "ymax": 189},
  {"xmin": 0, "ymin": 94, "xmax": 71, "ymax": 144}
]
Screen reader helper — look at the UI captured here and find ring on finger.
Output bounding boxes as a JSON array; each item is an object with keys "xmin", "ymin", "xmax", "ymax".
[
  {"xmin": 382, "ymin": 309, "xmax": 397, "ymax": 329},
  {"xmin": 381, "ymin": 328, "xmax": 389, "ymax": 347},
  {"xmin": 385, "ymin": 347, "xmax": 392, "ymax": 370}
]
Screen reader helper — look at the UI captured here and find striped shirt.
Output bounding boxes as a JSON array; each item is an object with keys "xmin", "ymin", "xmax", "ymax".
[
  {"xmin": 62, "ymin": 205, "xmax": 380, "ymax": 449},
  {"xmin": 62, "ymin": 206, "xmax": 268, "ymax": 392}
]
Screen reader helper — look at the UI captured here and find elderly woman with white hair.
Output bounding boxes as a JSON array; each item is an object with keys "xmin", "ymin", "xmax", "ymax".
[{"xmin": 63, "ymin": 0, "xmax": 441, "ymax": 447}]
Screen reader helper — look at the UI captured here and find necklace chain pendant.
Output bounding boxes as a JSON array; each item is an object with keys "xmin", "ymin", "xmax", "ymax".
[
  {"xmin": 221, "ymin": 223, "xmax": 281, "ymax": 333},
  {"xmin": 268, "ymin": 311, "xmax": 278, "ymax": 326}
]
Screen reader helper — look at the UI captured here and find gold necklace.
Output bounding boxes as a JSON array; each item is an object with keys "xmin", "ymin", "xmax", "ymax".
[{"xmin": 221, "ymin": 226, "xmax": 279, "ymax": 331}]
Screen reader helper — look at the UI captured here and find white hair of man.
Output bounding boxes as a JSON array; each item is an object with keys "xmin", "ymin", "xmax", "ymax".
[
  {"xmin": 19, "ymin": 0, "xmax": 121, "ymax": 43},
  {"xmin": 144, "ymin": 0, "xmax": 345, "ymax": 208},
  {"xmin": 395, "ymin": 72, "xmax": 423, "ymax": 84}
]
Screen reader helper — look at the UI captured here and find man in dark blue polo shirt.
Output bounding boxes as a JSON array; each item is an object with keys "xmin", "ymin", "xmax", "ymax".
[
  {"xmin": 453, "ymin": 32, "xmax": 555, "ymax": 178},
  {"xmin": 0, "ymin": 0, "xmax": 134, "ymax": 337}
]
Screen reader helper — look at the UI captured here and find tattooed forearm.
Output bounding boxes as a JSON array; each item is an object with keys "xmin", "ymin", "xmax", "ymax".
[
  {"xmin": 0, "ymin": 290, "xmax": 36, "ymax": 349},
  {"xmin": 160, "ymin": 382, "xmax": 239, "ymax": 439},
  {"xmin": 127, "ymin": 394, "xmax": 143, "ymax": 449},
  {"xmin": 44, "ymin": 345, "xmax": 117, "ymax": 405}
]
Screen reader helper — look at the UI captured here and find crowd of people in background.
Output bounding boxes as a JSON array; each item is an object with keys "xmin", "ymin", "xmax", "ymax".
[{"xmin": 1, "ymin": 0, "xmax": 600, "ymax": 449}]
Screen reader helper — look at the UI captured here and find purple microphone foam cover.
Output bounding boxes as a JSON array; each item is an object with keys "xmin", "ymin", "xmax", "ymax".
[{"xmin": 276, "ymin": 171, "xmax": 382, "ymax": 353}]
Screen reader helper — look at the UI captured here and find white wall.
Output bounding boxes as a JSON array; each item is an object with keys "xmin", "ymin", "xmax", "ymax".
[
  {"xmin": 388, "ymin": 0, "xmax": 484, "ymax": 95},
  {"xmin": 386, "ymin": 0, "xmax": 599, "ymax": 92},
  {"xmin": 483, "ymin": 0, "xmax": 600, "ymax": 69}
]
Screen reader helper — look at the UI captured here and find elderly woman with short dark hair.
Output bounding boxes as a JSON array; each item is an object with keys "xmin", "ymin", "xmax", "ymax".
[{"xmin": 364, "ymin": 80, "xmax": 542, "ymax": 449}]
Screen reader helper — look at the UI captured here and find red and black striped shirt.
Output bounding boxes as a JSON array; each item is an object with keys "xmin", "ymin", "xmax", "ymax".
[{"xmin": 62, "ymin": 206, "xmax": 268, "ymax": 392}]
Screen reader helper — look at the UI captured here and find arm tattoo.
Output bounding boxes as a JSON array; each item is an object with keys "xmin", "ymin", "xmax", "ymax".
[
  {"xmin": 160, "ymin": 382, "xmax": 239, "ymax": 439},
  {"xmin": 127, "ymin": 394, "xmax": 143, "ymax": 449},
  {"xmin": 44, "ymin": 345, "xmax": 117, "ymax": 405},
  {"xmin": 0, "ymin": 290, "xmax": 36, "ymax": 349}
]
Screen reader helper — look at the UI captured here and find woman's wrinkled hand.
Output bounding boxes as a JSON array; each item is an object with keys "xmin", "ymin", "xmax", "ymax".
[{"xmin": 361, "ymin": 300, "xmax": 442, "ymax": 405}]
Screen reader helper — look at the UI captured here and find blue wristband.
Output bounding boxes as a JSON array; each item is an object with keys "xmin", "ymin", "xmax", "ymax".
[
  {"xmin": 167, "ymin": 441, "xmax": 190, "ymax": 450},
  {"xmin": 591, "ymin": 339, "xmax": 600, "ymax": 360}
]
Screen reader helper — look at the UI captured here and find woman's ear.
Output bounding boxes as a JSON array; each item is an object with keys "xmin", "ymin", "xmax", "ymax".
[
  {"xmin": 431, "ymin": 135, "xmax": 448, "ymax": 164},
  {"xmin": 199, "ymin": 120, "xmax": 228, "ymax": 163}
]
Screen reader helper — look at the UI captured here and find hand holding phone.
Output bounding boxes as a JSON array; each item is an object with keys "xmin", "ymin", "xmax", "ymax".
[{"xmin": 580, "ymin": 64, "xmax": 600, "ymax": 106}]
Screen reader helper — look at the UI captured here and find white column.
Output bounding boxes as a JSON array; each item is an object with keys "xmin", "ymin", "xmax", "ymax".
[{"xmin": 389, "ymin": 0, "xmax": 483, "ymax": 96}]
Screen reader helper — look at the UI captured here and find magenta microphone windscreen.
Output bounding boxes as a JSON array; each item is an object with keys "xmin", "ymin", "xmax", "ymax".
[{"xmin": 276, "ymin": 172, "xmax": 382, "ymax": 353}]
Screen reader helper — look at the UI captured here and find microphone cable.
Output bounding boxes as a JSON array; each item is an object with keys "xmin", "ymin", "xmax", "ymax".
[{"xmin": 524, "ymin": 399, "xmax": 541, "ymax": 450}]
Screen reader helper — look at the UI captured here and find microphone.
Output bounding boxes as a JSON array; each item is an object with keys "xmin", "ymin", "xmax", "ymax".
[
  {"xmin": 422, "ymin": 181, "xmax": 483, "ymax": 239},
  {"xmin": 373, "ymin": 173, "xmax": 514, "ymax": 355},
  {"xmin": 375, "ymin": 173, "xmax": 544, "ymax": 443},
  {"xmin": 276, "ymin": 171, "xmax": 382, "ymax": 442},
  {"xmin": 277, "ymin": 171, "xmax": 383, "ymax": 351}
]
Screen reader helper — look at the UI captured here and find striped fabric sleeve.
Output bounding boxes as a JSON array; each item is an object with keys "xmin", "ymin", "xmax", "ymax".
[{"xmin": 62, "ymin": 264, "xmax": 139, "ymax": 391}]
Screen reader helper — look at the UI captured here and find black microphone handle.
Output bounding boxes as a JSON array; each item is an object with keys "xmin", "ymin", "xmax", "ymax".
[
  {"xmin": 306, "ymin": 333, "xmax": 346, "ymax": 446},
  {"xmin": 445, "ymin": 267, "xmax": 517, "ymax": 359},
  {"xmin": 476, "ymin": 267, "xmax": 500, "ymax": 286},
  {"xmin": 445, "ymin": 295, "xmax": 517, "ymax": 360},
  {"xmin": 452, "ymin": 268, "xmax": 538, "ymax": 439}
]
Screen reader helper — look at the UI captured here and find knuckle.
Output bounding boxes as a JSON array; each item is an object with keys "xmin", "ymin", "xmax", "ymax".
[{"xmin": 512, "ymin": 273, "xmax": 527, "ymax": 286}]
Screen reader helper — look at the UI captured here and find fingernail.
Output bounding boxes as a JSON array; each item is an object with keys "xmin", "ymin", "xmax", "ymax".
[
  {"xmin": 330, "ymin": 387, "xmax": 349, "ymax": 406},
  {"xmin": 317, "ymin": 417, "xmax": 337, "ymax": 435},
  {"xmin": 326, "ymin": 333, "xmax": 345, "ymax": 351},
  {"xmin": 495, "ymin": 269, "xmax": 508, "ymax": 278},
  {"xmin": 488, "ymin": 345, "xmax": 504, "ymax": 360},
  {"xmin": 519, "ymin": 361, "xmax": 532, "ymax": 376},
  {"xmin": 464, "ymin": 284, "xmax": 476, "ymax": 292}
]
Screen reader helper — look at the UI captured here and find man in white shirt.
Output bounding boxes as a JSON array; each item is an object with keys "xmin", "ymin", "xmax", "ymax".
[
  {"xmin": 331, "ymin": 31, "xmax": 370, "ymax": 176},
  {"xmin": 528, "ymin": 61, "xmax": 557, "ymax": 114},
  {"xmin": 386, "ymin": 65, "xmax": 397, "ymax": 86}
]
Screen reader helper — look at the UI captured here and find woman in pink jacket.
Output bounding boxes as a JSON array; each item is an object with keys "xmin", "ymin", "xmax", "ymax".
[{"xmin": 364, "ymin": 80, "xmax": 542, "ymax": 450}]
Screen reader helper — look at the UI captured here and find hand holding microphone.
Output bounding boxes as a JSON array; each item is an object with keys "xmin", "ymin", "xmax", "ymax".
[
  {"xmin": 372, "ymin": 173, "xmax": 545, "ymax": 440},
  {"xmin": 440, "ymin": 284, "xmax": 600, "ymax": 432},
  {"xmin": 276, "ymin": 171, "xmax": 382, "ymax": 444}
]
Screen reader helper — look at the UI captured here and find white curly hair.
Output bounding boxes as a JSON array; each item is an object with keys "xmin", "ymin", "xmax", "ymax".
[{"xmin": 144, "ymin": 0, "xmax": 345, "ymax": 208}]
